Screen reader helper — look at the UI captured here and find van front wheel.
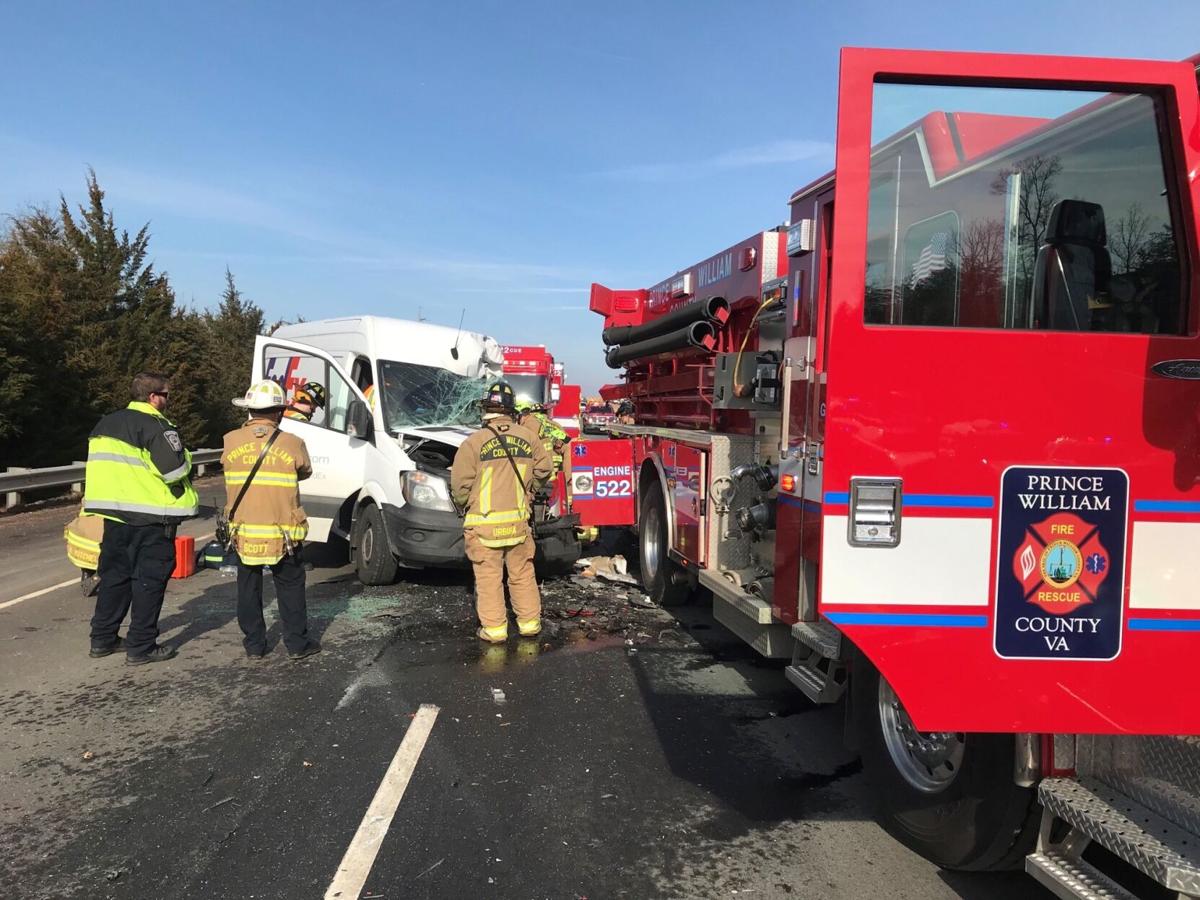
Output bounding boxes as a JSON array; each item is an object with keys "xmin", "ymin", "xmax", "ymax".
[{"xmin": 353, "ymin": 503, "xmax": 399, "ymax": 585}]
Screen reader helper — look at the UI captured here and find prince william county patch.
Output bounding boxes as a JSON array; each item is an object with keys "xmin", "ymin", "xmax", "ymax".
[{"xmin": 993, "ymin": 466, "xmax": 1127, "ymax": 661}]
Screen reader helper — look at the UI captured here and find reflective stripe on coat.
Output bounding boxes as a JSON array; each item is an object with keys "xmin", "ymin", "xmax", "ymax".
[
  {"xmin": 222, "ymin": 417, "xmax": 312, "ymax": 565},
  {"xmin": 450, "ymin": 416, "xmax": 553, "ymax": 548}
]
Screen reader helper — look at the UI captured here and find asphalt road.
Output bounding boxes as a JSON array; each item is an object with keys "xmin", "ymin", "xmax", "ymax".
[
  {"xmin": 0, "ymin": 479, "xmax": 227, "ymax": 606},
  {"xmin": 0, "ymin": 500, "xmax": 1050, "ymax": 899}
]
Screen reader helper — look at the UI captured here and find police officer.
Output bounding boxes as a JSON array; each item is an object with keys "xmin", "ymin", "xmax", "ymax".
[
  {"xmin": 451, "ymin": 381, "xmax": 553, "ymax": 642},
  {"xmin": 516, "ymin": 399, "xmax": 570, "ymax": 471},
  {"xmin": 284, "ymin": 381, "xmax": 326, "ymax": 423},
  {"xmin": 223, "ymin": 380, "xmax": 320, "ymax": 660},
  {"xmin": 83, "ymin": 371, "xmax": 198, "ymax": 664}
]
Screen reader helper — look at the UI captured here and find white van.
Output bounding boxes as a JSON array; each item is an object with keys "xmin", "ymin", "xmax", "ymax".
[{"xmin": 252, "ymin": 316, "xmax": 581, "ymax": 583}]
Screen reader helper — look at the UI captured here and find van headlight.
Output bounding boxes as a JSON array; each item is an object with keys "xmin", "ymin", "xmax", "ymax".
[{"xmin": 401, "ymin": 471, "xmax": 455, "ymax": 512}]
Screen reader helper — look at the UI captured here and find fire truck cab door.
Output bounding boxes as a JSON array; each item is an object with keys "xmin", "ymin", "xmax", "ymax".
[{"xmin": 821, "ymin": 48, "xmax": 1200, "ymax": 735}]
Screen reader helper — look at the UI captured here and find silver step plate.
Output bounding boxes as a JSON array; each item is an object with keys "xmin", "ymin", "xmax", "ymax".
[
  {"xmin": 1026, "ymin": 850, "xmax": 1138, "ymax": 900},
  {"xmin": 784, "ymin": 664, "xmax": 841, "ymax": 704},
  {"xmin": 1039, "ymin": 777, "xmax": 1200, "ymax": 895},
  {"xmin": 791, "ymin": 620, "xmax": 842, "ymax": 660},
  {"xmin": 1080, "ymin": 734, "xmax": 1200, "ymax": 837}
]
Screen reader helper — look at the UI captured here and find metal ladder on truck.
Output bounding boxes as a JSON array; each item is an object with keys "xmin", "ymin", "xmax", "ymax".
[{"xmin": 1027, "ymin": 735, "xmax": 1200, "ymax": 899}]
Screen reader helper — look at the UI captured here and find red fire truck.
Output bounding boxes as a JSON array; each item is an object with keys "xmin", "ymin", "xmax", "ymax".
[
  {"xmin": 500, "ymin": 344, "xmax": 555, "ymax": 406},
  {"xmin": 575, "ymin": 48, "xmax": 1200, "ymax": 897},
  {"xmin": 502, "ymin": 345, "xmax": 581, "ymax": 436},
  {"xmin": 553, "ymin": 383, "xmax": 582, "ymax": 439}
]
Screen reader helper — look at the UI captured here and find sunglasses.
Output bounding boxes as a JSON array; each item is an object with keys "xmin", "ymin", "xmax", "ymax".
[{"xmin": 152, "ymin": 390, "xmax": 171, "ymax": 398}]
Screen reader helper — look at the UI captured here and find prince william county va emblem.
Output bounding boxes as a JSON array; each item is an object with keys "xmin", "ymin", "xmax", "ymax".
[{"xmin": 994, "ymin": 467, "xmax": 1127, "ymax": 661}]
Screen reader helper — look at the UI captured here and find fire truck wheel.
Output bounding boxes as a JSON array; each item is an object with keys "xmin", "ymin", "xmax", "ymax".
[
  {"xmin": 852, "ymin": 657, "xmax": 1039, "ymax": 871},
  {"xmin": 639, "ymin": 481, "xmax": 689, "ymax": 606},
  {"xmin": 353, "ymin": 503, "xmax": 399, "ymax": 586}
]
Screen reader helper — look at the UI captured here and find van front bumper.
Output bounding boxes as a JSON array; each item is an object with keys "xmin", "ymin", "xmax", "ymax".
[
  {"xmin": 382, "ymin": 504, "xmax": 468, "ymax": 568},
  {"xmin": 382, "ymin": 504, "xmax": 582, "ymax": 570}
]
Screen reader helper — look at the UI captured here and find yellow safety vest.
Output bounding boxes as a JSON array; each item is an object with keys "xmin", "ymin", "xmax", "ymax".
[{"xmin": 82, "ymin": 402, "xmax": 199, "ymax": 524}]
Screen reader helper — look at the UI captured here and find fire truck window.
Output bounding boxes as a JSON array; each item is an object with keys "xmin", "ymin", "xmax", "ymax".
[
  {"xmin": 864, "ymin": 161, "xmax": 901, "ymax": 323},
  {"xmin": 865, "ymin": 83, "xmax": 1185, "ymax": 334}
]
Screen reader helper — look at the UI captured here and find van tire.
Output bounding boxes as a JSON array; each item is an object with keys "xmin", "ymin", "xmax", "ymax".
[
  {"xmin": 353, "ymin": 503, "xmax": 399, "ymax": 586},
  {"xmin": 638, "ymin": 481, "xmax": 689, "ymax": 606},
  {"xmin": 852, "ymin": 655, "xmax": 1039, "ymax": 871}
]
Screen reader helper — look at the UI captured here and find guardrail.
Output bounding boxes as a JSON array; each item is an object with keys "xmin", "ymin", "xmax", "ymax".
[{"xmin": 1, "ymin": 449, "xmax": 223, "ymax": 510}]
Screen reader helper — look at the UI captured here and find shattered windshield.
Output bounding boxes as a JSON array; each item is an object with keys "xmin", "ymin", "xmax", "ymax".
[{"xmin": 377, "ymin": 360, "xmax": 484, "ymax": 431}]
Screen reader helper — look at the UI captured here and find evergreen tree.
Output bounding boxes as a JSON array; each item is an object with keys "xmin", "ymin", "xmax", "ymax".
[{"xmin": 0, "ymin": 172, "xmax": 269, "ymax": 468}]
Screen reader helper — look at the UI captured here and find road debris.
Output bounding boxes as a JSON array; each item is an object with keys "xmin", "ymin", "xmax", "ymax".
[
  {"xmin": 202, "ymin": 796, "xmax": 235, "ymax": 813},
  {"xmin": 540, "ymin": 564, "xmax": 684, "ymax": 650},
  {"xmin": 81, "ymin": 750, "xmax": 95, "ymax": 761},
  {"xmin": 491, "ymin": 688, "xmax": 506, "ymax": 703},
  {"xmin": 574, "ymin": 555, "xmax": 638, "ymax": 585}
]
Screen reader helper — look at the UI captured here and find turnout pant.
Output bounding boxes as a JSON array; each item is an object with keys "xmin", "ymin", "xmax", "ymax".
[
  {"xmin": 237, "ymin": 553, "xmax": 310, "ymax": 654},
  {"xmin": 465, "ymin": 531, "xmax": 540, "ymax": 634},
  {"xmin": 91, "ymin": 520, "xmax": 177, "ymax": 656}
]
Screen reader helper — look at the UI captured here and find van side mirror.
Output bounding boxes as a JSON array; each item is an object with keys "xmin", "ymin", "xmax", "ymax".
[{"xmin": 347, "ymin": 399, "xmax": 374, "ymax": 441}]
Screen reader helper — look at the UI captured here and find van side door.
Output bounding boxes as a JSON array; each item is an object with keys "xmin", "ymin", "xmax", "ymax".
[{"xmin": 253, "ymin": 335, "xmax": 372, "ymax": 542}]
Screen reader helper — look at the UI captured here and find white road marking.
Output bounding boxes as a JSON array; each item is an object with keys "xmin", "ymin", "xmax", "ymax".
[
  {"xmin": 0, "ymin": 579, "xmax": 79, "ymax": 610},
  {"xmin": 0, "ymin": 530, "xmax": 216, "ymax": 610},
  {"xmin": 335, "ymin": 665, "xmax": 390, "ymax": 710},
  {"xmin": 325, "ymin": 704, "xmax": 440, "ymax": 899}
]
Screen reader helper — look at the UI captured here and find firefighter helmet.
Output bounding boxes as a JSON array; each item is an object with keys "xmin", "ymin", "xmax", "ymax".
[
  {"xmin": 482, "ymin": 380, "xmax": 517, "ymax": 413},
  {"xmin": 294, "ymin": 381, "xmax": 327, "ymax": 409},
  {"xmin": 515, "ymin": 399, "xmax": 545, "ymax": 414},
  {"xmin": 233, "ymin": 379, "xmax": 287, "ymax": 410}
]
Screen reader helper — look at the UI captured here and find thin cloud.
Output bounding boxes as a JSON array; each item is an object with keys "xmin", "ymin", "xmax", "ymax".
[{"xmin": 602, "ymin": 139, "xmax": 833, "ymax": 183}]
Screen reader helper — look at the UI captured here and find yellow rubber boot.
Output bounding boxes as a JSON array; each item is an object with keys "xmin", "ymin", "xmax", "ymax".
[
  {"xmin": 478, "ymin": 624, "xmax": 509, "ymax": 643},
  {"xmin": 517, "ymin": 618, "xmax": 542, "ymax": 638}
]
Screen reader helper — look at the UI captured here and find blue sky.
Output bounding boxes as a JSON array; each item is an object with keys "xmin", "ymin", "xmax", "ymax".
[{"xmin": 3, "ymin": 1, "xmax": 1200, "ymax": 393}]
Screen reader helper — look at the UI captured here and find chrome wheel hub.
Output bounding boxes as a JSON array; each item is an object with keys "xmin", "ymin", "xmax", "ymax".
[
  {"xmin": 878, "ymin": 679, "xmax": 965, "ymax": 794},
  {"xmin": 643, "ymin": 504, "xmax": 661, "ymax": 581}
]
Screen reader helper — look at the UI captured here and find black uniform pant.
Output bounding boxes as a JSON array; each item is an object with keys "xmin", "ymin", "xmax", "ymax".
[
  {"xmin": 237, "ymin": 553, "xmax": 310, "ymax": 654},
  {"xmin": 91, "ymin": 520, "xmax": 177, "ymax": 656}
]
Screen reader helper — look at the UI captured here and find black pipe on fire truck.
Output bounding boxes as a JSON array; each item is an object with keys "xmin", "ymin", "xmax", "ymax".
[
  {"xmin": 601, "ymin": 294, "xmax": 730, "ymax": 347},
  {"xmin": 603, "ymin": 319, "xmax": 717, "ymax": 368}
]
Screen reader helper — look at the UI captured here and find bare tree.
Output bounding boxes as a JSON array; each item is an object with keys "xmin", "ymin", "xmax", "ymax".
[
  {"xmin": 990, "ymin": 153, "xmax": 1062, "ymax": 288},
  {"xmin": 1110, "ymin": 202, "xmax": 1151, "ymax": 275},
  {"xmin": 960, "ymin": 218, "xmax": 1005, "ymax": 283}
]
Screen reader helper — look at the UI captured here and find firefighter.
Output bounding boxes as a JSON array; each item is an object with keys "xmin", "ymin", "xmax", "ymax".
[
  {"xmin": 223, "ymin": 379, "xmax": 321, "ymax": 661},
  {"xmin": 616, "ymin": 399, "xmax": 636, "ymax": 425},
  {"xmin": 284, "ymin": 381, "xmax": 326, "ymax": 423},
  {"xmin": 83, "ymin": 371, "xmax": 199, "ymax": 664},
  {"xmin": 450, "ymin": 381, "xmax": 553, "ymax": 642},
  {"xmin": 516, "ymin": 399, "xmax": 570, "ymax": 470}
]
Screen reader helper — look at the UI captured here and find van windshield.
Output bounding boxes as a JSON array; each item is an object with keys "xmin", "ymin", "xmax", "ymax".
[{"xmin": 376, "ymin": 360, "xmax": 484, "ymax": 431}]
